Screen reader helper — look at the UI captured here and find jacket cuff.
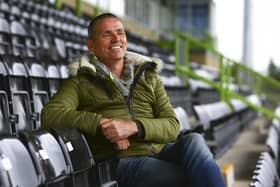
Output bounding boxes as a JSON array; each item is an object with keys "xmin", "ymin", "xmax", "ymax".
[{"xmin": 135, "ymin": 121, "xmax": 145, "ymax": 139}]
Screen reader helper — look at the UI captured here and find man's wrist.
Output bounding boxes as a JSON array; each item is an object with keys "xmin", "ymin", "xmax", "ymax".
[{"xmin": 134, "ymin": 121, "xmax": 144, "ymax": 138}]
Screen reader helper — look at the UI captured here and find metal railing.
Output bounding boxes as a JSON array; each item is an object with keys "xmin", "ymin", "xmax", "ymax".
[{"xmin": 174, "ymin": 32, "xmax": 280, "ymax": 121}]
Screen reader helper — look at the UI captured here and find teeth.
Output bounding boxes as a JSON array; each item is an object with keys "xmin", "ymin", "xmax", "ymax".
[{"xmin": 111, "ymin": 46, "xmax": 121, "ymax": 49}]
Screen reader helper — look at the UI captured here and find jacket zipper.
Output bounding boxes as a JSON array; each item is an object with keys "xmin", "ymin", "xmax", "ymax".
[
  {"xmin": 126, "ymin": 62, "xmax": 159, "ymax": 155},
  {"xmin": 125, "ymin": 62, "xmax": 155, "ymax": 119},
  {"xmin": 103, "ymin": 62, "xmax": 158, "ymax": 154}
]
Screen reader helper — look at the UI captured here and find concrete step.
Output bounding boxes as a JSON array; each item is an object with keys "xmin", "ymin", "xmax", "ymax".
[{"xmin": 217, "ymin": 116, "xmax": 270, "ymax": 187}]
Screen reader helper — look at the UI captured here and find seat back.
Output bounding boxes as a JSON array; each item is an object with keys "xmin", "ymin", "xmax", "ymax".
[
  {"xmin": 51, "ymin": 128, "xmax": 119, "ymax": 187},
  {"xmin": 2, "ymin": 55, "xmax": 36, "ymax": 133},
  {"xmin": 51, "ymin": 128, "xmax": 96, "ymax": 187},
  {"xmin": 42, "ymin": 60, "xmax": 62, "ymax": 97},
  {"xmin": 19, "ymin": 129, "xmax": 73, "ymax": 186},
  {"xmin": 250, "ymin": 152, "xmax": 279, "ymax": 187},
  {"xmin": 0, "ymin": 59, "xmax": 14, "ymax": 135},
  {"xmin": 10, "ymin": 20, "xmax": 27, "ymax": 57},
  {"xmin": 0, "ymin": 90, "xmax": 12, "ymax": 135},
  {"xmin": 193, "ymin": 104, "xmax": 210, "ymax": 130},
  {"xmin": 174, "ymin": 106, "xmax": 191, "ymax": 131},
  {"xmin": 266, "ymin": 125, "xmax": 279, "ymax": 162},
  {"xmin": 0, "ymin": 16, "xmax": 11, "ymax": 55},
  {"xmin": 0, "ymin": 137, "xmax": 40, "ymax": 187},
  {"xmin": 23, "ymin": 57, "xmax": 50, "ymax": 128}
]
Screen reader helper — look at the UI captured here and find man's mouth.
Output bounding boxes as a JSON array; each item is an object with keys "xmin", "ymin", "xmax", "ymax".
[{"xmin": 111, "ymin": 46, "xmax": 122, "ymax": 49}]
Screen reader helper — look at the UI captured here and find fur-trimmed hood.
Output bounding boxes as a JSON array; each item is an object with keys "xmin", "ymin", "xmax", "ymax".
[{"xmin": 68, "ymin": 51, "xmax": 163, "ymax": 76}]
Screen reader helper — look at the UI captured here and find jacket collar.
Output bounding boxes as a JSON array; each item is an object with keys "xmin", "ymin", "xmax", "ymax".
[{"xmin": 68, "ymin": 51, "xmax": 163, "ymax": 77}]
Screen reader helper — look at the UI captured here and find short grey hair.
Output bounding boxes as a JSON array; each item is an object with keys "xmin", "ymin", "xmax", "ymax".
[{"xmin": 87, "ymin": 13, "xmax": 119, "ymax": 39}]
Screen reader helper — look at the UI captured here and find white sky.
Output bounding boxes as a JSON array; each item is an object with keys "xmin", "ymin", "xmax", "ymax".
[
  {"xmin": 215, "ymin": 0, "xmax": 244, "ymax": 62},
  {"xmin": 83, "ymin": 0, "xmax": 125, "ymax": 16},
  {"xmin": 215, "ymin": 0, "xmax": 280, "ymax": 74},
  {"xmin": 252, "ymin": 0, "xmax": 280, "ymax": 72}
]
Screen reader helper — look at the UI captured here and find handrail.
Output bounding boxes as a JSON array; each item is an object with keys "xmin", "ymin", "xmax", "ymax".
[
  {"xmin": 235, "ymin": 62, "xmax": 280, "ymax": 89},
  {"xmin": 75, "ymin": 0, "xmax": 82, "ymax": 17},
  {"xmin": 175, "ymin": 32, "xmax": 280, "ymax": 91},
  {"xmin": 174, "ymin": 32, "xmax": 280, "ymax": 121},
  {"xmin": 54, "ymin": 0, "xmax": 62, "ymax": 9}
]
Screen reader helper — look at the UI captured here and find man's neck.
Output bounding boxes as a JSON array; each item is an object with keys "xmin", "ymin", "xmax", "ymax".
[{"xmin": 103, "ymin": 60, "xmax": 124, "ymax": 78}]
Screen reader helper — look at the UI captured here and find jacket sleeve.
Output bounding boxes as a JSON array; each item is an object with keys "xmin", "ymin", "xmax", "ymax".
[
  {"xmin": 135, "ymin": 72, "xmax": 180, "ymax": 143},
  {"xmin": 41, "ymin": 77, "xmax": 102, "ymax": 135}
]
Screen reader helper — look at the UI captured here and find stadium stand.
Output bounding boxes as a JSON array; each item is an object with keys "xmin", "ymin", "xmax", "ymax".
[
  {"xmin": 193, "ymin": 100, "xmax": 241, "ymax": 158},
  {"xmin": 248, "ymin": 105, "xmax": 280, "ymax": 187},
  {"xmin": 189, "ymin": 78, "xmax": 220, "ymax": 105},
  {"xmin": 1, "ymin": 55, "xmax": 37, "ymax": 133}
]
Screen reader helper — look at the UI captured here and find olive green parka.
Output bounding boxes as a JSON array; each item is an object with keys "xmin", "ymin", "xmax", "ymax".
[{"xmin": 41, "ymin": 51, "xmax": 180, "ymax": 160}]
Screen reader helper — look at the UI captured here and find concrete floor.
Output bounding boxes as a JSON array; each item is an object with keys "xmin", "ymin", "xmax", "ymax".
[{"xmin": 217, "ymin": 116, "xmax": 270, "ymax": 187}]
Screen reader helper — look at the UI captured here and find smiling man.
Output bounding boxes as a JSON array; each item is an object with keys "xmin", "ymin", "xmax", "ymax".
[
  {"xmin": 41, "ymin": 13, "xmax": 225, "ymax": 187},
  {"xmin": 87, "ymin": 14, "xmax": 127, "ymax": 77}
]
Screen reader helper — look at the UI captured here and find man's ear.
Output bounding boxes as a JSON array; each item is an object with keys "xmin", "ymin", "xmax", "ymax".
[{"xmin": 86, "ymin": 39, "xmax": 94, "ymax": 52}]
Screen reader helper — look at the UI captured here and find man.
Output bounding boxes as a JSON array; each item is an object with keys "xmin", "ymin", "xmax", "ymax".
[{"xmin": 41, "ymin": 13, "xmax": 225, "ymax": 187}]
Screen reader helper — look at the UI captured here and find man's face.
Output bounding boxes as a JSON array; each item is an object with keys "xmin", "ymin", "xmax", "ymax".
[{"xmin": 87, "ymin": 17, "xmax": 127, "ymax": 63}]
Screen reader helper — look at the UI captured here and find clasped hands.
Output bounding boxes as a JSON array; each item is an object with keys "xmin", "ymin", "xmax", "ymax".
[{"xmin": 99, "ymin": 118, "xmax": 138, "ymax": 150}]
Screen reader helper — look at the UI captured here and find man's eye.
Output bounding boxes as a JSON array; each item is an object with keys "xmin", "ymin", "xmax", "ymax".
[
  {"xmin": 103, "ymin": 33, "xmax": 111, "ymax": 37},
  {"xmin": 118, "ymin": 31, "xmax": 125, "ymax": 35}
]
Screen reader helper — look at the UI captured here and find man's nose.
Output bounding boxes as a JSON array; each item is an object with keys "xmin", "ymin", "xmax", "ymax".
[{"xmin": 111, "ymin": 32, "xmax": 120, "ymax": 41}]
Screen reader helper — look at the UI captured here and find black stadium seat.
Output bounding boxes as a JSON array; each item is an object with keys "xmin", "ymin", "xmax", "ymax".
[
  {"xmin": 51, "ymin": 128, "xmax": 119, "ymax": 187},
  {"xmin": 0, "ymin": 90, "xmax": 10, "ymax": 134},
  {"xmin": 19, "ymin": 129, "xmax": 73, "ymax": 186},
  {"xmin": 193, "ymin": 101, "xmax": 241, "ymax": 157},
  {"xmin": 230, "ymin": 98, "xmax": 249, "ymax": 128},
  {"xmin": 174, "ymin": 106, "xmax": 191, "ymax": 131},
  {"xmin": 189, "ymin": 78, "xmax": 220, "ymax": 105},
  {"xmin": 23, "ymin": 56, "xmax": 50, "ymax": 128},
  {"xmin": 250, "ymin": 152, "xmax": 279, "ymax": 187},
  {"xmin": 1, "ymin": 55, "xmax": 37, "ymax": 133},
  {"xmin": 10, "ymin": 20, "xmax": 27, "ymax": 57},
  {"xmin": 0, "ymin": 136, "xmax": 40, "ymax": 187},
  {"xmin": 41, "ymin": 59, "xmax": 63, "ymax": 97},
  {"xmin": 0, "ymin": 59, "xmax": 16, "ymax": 135},
  {"xmin": 0, "ymin": 0, "xmax": 10, "ymax": 19},
  {"xmin": 0, "ymin": 16, "xmax": 11, "ymax": 55},
  {"xmin": 51, "ymin": 128, "xmax": 96, "ymax": 187}
]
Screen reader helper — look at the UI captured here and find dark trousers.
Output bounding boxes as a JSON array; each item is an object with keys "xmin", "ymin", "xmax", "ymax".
[{"xmin": 116, "ymin": 133, "xmax": 225, "ymax": 187}]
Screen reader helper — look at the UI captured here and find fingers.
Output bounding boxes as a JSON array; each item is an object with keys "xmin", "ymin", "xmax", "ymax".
[
  {"xmin": 99, "ymin": 118, "xmax": 138, "ymax": 142},
  {"xmin": 99, "ymin": 118, "xmax": 112, "ymax": 126},
  {"xmin": 104, "ymin": 131, "xmax": 123, "ymax": 143},
  {"xmin": 99, "ymin": 118, "xmax": 132, "ymax": 151},
  {"xmin": 115, "ymin": 139, "xmax": 130, "ymax": 150}
]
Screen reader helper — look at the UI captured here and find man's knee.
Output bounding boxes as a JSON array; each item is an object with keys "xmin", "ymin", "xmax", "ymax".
[
  {"xmin": 178, "ymin": 132, "xmax": 213, "ymax": 159},
  {"xmin": 181, "ymin": 132, "xmax": 204, "ymax": 143},
  {"xmin": 180, "ymin": 132, "xmax": 206, "ymax": 148},
  {"xmin": 138, "ymin": 159, "xmax": 189, "ymax": 187},
  {"xmin": 117, "ymin": 157, "xmax": 189, "ymax": 187}
]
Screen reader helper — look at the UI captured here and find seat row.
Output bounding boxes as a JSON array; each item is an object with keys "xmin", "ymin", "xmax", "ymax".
[
  {"xmin": 250, "ymin": 152, "xmax": 279, "ymax": 187},
  {"xmin": 160, "ymin": 71, "xmax": 221, "ymax": 115},
  {"xmin": 0, "ymin": 128, "xmax": 118, "ymax": 187},
  {"xmin": 193, "ymin": 95, "xmax": 260, "ymax": 158},
  {"xmin": 0, "ymin": 54, "xmax": 68, "ymax": 135},
  {"xmin": 255, "ymin": 106, "xmax": 280, "ymax": 187}
]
